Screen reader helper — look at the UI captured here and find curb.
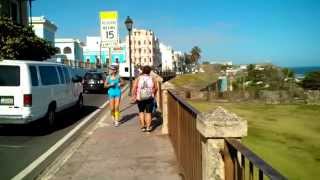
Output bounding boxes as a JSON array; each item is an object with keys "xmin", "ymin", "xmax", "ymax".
[{"xmin": 12, "ymin": 85, "xmax": 129, "ymax": 180}]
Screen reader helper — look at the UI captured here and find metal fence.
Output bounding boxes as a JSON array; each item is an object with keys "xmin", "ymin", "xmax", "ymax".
[
  {"xmin": 167, "ymin": 90, "xmax": 202, "ymax": 180},
  {"xmin": 165, "ymin": 89, "xmax": 287, "ymax": 180},
  {"xmin": 223, "ymin": 139, "xmax": 286, "ymax": 180}
]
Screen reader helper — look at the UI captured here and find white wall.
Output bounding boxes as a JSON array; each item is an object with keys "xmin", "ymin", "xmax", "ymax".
[
  {"xmin": 160, "ymin": 43, "xmax": 174, "ymax": 71},
  {"xmin": 55, "ymin": 41, "xmax": 76, "ymax": 60}
]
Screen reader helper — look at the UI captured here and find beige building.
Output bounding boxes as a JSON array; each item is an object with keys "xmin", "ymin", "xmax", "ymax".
[{"xmin": 126, "ymin": 29, "xmax": 161, "ymax": 69}]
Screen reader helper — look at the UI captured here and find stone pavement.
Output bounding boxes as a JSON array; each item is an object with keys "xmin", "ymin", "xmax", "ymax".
[{"xmin": 48, "ymin": 94, "xmax": 180, "ymax": 180}]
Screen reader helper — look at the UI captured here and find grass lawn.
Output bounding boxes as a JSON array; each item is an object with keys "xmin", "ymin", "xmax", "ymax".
[{"xmin": 189, "ymin": 101, "xmax": 320, "ymax": 180}]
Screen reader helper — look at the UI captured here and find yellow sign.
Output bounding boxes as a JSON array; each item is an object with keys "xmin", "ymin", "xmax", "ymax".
[
  {"xmin": 100, "ymin": 11, "xmax": 119, "ymax": 48},
  {"xmin": 100, "ymin": 11, "xmax": 118, "ymax": 20}
]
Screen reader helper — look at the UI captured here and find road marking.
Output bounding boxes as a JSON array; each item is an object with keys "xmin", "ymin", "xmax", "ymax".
[
  {"xmin": 12, "ymin": 106, "xmax": 103, "ymax": 180},
  {"xmin": 12, "ymin": 85, "xmax": 129, "ymax": 180},
  {"xmin": 0, "ymin": 145, "xmax": 24, "ymax": 149}
]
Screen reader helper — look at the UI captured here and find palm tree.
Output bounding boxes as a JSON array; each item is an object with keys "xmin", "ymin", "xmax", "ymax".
[
  {"xmin": 190, "ymin": 46, "xmax": 201, "ymax": 64},
  {"xmin": 190, "ymin": 46, "xmax": 201, "ymax": 72}
]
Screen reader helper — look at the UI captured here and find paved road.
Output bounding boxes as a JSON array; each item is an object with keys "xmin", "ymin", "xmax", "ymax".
[{"xmin": 0, "ymin": 93, "xmax": 107, "ymax": 180}]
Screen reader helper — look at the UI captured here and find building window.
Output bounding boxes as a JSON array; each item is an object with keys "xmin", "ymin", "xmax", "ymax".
[
  {"xmin": 138, "ymin": 41, "xmax": 141, "ymax": 45},
  {"xmin": 150, "ymin": 59, "xmax": 152, "ymax": 62},
  {"xmin": 144, "ymin": 58, "xmax": 146, "ymax": 63},
  {"xmin": 149, "ymin": 49, "xmax": 152, "ymax": 53},
  {"xmin": 144, "ymin": 49, "xmax": 146, "ymax": 53},
  {"xmin": 63, "ymin": 47, "xmax": 72, "ymax": 54},
  {"xmin": 149, "ymin": 41, "xmax": 152, "ymax": 45},
  {"xmin": 139, "ymin": 48, "xmax": 141, "ymax": 53},
  {"xmin": 56, "ymin": 48, "xmax": 61, "ymax": 54},
  {"xmin": 144, "ymin": 40, "xmax": 146, "ymax": 45}
]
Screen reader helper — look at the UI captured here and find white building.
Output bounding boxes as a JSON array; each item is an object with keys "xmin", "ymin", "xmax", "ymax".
[
  {"xmin": 83, "ymin": 36, "xmax": 107, "ymax": 65},
  {"xmin": 159, "ymin": 43, "xmax": 175, "ymax": 71},
  {"xmin": 31, "ymin": 16, "xmax": 57, "ymax": 45},
  {"xmin": 126, "ymin": 29, "xmax": 161, "ymax": 69},
  {"xmin": 55, "ymin": 38, "xmax": 83, "ymax": 62}
]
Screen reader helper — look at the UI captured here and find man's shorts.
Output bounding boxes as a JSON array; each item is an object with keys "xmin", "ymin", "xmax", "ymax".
[{"xmin": 137, "ymin": 98, "xmax": 154, "ymax": 113}]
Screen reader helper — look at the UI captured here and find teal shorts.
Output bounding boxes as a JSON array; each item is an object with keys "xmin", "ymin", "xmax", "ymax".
[{"xmin": 108, "ymin": 88, "xmax": 121, "ymax": 99}]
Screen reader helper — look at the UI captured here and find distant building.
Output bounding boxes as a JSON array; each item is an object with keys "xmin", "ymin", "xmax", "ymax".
[
  {"xmin": 82, "ymin": 36, "xmax": 126, "ymax": 67},
  {"xmin": 0, "ymin": 0, "xmax": 28, "ymax": 25},
  {"xmin": 173, "ymin": 51, "xmax": 183, "ymax": 71},
  {"xmin": 210, "ymin": 61, "xmax": 233, "ymax": 66},
  {"xmin": 126, "ymin": 29, "xmax": 161, "ymax": 69},
  {"xmin": 159, "ymin": 43, "xmax": 175, "ymax": 71},
  {"xmin": 55, "ymin": 38, "xmax": 83, "ymax": 62},
  {"xmin": 83, "ymin": 36, "xmax": 108, "ymax": 65},
  {"xmin": 240, "ymin": 65, "xmax": 247, "ymax": 70},
  {"xmin": 31, "ymin": 16, "xmax": 57, "ymax": 45}
]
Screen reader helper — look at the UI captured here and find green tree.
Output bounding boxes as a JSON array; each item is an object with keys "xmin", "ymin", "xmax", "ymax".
[
  {"xmin": 282, "ymin": 68, "xmax": 295, "ymax": 78},
  {"xmin": 0, "ymin": 17, "xmax": 57, "ymax": 61},
  {"xmin": 202, "ymin": 61, "xmax": 210, "ymax": 65},
  {"xmin": 302, "ymin": 71, "xmax": 320, "ymax": 90}
]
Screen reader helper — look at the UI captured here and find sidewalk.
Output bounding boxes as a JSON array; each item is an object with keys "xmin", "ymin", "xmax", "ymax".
[{"xmin": 48, "ymin": 94, "xmax": 180, "ymax": 180}]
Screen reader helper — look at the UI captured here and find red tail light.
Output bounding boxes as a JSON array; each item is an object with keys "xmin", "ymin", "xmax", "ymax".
[{"xmin": 24, "ymin": 94, "xmax": 32, "ymax": 107}]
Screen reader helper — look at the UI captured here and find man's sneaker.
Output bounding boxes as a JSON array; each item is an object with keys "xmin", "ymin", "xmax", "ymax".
[{"xmin": 114, "ymin": 121, "xmax": 120, "ymax": 127}]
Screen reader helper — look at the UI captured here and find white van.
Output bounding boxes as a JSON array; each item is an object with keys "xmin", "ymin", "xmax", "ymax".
[{"xmin": 0, "ymin": 60, "xmax": 83, "ymax": 127}]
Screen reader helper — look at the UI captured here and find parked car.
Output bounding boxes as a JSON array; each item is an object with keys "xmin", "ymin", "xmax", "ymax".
[
  {"xmin": 0, "ymin": 60, "xmax": 83, "ymax": 127},
  {"xmin": 83, "ymin": 71, "xmax": 107, "ymax": 93}
]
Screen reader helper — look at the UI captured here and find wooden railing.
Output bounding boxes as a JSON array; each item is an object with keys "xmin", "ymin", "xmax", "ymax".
[
  {"xmin": 224, "ymin": 139, "xmax": 286, "ymax": 180},
  {"xmin": 167, "ymin": 90, "xmax": 202, "ymax": 180},
  {"xmin": 162, "ymin": 86, "xmax": 287, "ymax": 180}
]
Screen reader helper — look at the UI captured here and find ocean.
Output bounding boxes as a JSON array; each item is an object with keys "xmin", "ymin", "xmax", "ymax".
[{"xmin": 289, "ymin": 66, "xmax": 320, "ymax": 78}]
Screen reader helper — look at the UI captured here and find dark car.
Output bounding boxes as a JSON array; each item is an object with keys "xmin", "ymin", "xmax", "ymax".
[{"xmin": 83, "ymin": 72, "xmax": 107, "ymax": 93}]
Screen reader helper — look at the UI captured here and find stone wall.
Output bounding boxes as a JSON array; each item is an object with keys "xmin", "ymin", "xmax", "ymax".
[{"xmin": 305, "ymin": 90, "xmax": 320, "ymax": 105}]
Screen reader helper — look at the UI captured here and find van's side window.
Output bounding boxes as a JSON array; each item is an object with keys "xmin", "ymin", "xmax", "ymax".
[
  {"xmin": 57, "ymin": 66, "xmax": 65, "ymax": 84},
  {"xmin": 29, "ymin": 66, "xmax": 39, "ymax": 86},
  {"xmin": 63, "ymin": 67, "xmax": 71, "ymax": 84},
  {"xmin": 39, "ymin": 66, "xmax": 59, "ymax": 85}
]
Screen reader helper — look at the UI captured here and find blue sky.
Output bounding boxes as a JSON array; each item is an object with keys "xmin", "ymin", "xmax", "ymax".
[{"xmin": 33, "ymin": 0, "xmax": 320, "ymax": 67}]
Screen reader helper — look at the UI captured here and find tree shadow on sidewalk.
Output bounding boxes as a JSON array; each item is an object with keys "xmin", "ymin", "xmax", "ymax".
[
  {"xmin": 150, "ymin": 111, "xmax": 163, "ymax": 132},
  {"xmin": 120, "ymin": 103, "xmax": 136, "ymax": 113}
]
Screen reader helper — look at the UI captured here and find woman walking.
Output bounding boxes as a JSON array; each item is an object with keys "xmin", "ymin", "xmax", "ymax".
[
  {"xmin": 132, "ymin": 66, "xmax": 158, "ymax": 132},
  {"xmin": 105, "ymin": 65, "xmax": 123, "ymax": 127}
]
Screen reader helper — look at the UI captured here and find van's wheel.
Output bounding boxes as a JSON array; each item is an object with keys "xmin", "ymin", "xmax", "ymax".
[
  {"xmin": 45, "ymin": 106, "xmax": 56, "ymax": 129},
  {"xmin": 76, "ymin": 94, "xmax": 84, "ymax": 111}
]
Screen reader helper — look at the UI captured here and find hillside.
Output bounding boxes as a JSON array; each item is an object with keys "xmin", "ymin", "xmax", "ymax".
[{"xmin": 170, "ymin": 64, "xmax": 220, "ymax": 90}]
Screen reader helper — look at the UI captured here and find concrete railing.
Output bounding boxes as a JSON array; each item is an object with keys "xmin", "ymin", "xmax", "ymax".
[{"xmin": 160, "ymin": 81, "xmax": 286, "ymax": 180}]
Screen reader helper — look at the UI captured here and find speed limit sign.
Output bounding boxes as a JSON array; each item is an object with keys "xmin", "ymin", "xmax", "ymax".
[{"xmin": 100, "ymin": 11, "xmax": 118, "ymax": 48}]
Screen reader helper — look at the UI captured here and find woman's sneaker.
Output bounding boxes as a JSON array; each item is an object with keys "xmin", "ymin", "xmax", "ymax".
[
  {"xmin": 146, "ymin": 126, "xmax": 152, "ymax": 132},
  {"xmin": 114, "ymin": 121, "xmax": 120, "ymax": 127},
  {"xmin": 141, "ymin": 127, "xmax": 146, "ymax": 132}
]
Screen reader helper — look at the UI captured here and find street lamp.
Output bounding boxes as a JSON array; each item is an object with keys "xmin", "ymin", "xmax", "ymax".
[
  {"xmin": 27, "ymin": 0, "xmax": 35, "ymax": 26},
  {"xmin": 125, "ymin": 16, "xmax": 133, "ymax": 96}
]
